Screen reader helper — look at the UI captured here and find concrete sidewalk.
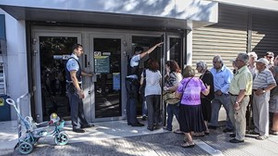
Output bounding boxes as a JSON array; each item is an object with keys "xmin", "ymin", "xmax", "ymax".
[
  {"xmin": 2, "ymin": 108, "xmax": 278, "ymax": 156},
  {"xmin": 2, "ymin": 118, "xmax": 278, "ymax": 156}
]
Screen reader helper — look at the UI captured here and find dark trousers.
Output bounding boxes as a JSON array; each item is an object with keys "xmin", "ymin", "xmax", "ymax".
[
  {"xmin": 166, "ymin": 102, "xmax": 179, "ymax": 130},
  {"xmin": 125, "ymin": 78, "xmax": 139, "ymax": 124},
  {"xmin": 146, "ymin": 95, "xmax": 160, "ymax": 128},
  {"xmin": 67, "ymin": 85, "xmax": 89, "ymax": 129}
]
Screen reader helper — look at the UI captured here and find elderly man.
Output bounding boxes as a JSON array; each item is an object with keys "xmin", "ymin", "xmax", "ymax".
[
  {"xmin": 265, "ymin": 51, "xmax": 274, "ymax": 68},
  {"xmin": 228, "ymin": 53, "xmax": 252, "ymax": 143},
  {"xmin": 209, "ymin": 55, "xmax": 234, "ymax": 132},
  {"xmin": 253, "ymin": 58, "xmax": 276, "ymax": 140},
  {"xmin": 247, "ymin": 52, "xmax": 258, "ymax": 78}
]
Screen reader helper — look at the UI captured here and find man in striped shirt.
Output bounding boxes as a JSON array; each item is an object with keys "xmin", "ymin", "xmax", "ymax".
[{"xmin": 252, "ymin": 58, "xmax": 276, "ymax": 140}]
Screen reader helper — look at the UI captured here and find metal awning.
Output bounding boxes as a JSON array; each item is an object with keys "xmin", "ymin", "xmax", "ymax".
[
  {"xmin": 0, "ymin": 0, "xmax": 218, "ymax": 30},
  {"xmin": 1, "ymin": 6, "xmax": 193, "ymax": 30}
]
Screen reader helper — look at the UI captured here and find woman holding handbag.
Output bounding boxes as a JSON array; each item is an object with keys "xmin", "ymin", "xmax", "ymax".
[
  {"xmin": 163, "ymin": 60, "xmax": 183, "ymax": 131},
  {"xmin": 176, "ymin": 65, "xmax": 210, "ymax": 148}
]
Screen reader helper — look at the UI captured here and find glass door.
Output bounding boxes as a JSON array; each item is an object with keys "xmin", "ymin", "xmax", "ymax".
[
  {"xmin": 131, "ymin": 36, "xmax": 162, "ymax": 116},
  {"xmin": 39, "ymin": 36, "xmax": 78, "ymax": 121},
  {"xmin": 92, "ymin": 36, "xmax": 122, "ymax": 118},
  {"xmin": 33, "ymin": 32, "xmax": 81, "ymax": 122}
]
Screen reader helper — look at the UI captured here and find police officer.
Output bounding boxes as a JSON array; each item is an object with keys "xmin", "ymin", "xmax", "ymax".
[
  {"xmin": 66, "ymin": 44, "xmax": 94, "ymax": 133},
  {"xmin": 126, "ymin": 42, "xmax": 163, "ymax": 127}
]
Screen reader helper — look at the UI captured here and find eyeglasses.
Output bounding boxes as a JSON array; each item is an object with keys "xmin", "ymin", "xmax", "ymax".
[{"xmin": 267, "ymin": 56, "xmax": 273, "ymax": 59}]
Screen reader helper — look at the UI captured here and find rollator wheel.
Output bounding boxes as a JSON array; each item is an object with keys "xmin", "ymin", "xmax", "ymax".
[
  {"xmin": 18, "ymin": 141, "xmax": 33, "ymax": 155},
  {"xmin": 54, "ymin": 132, "xmax": 69, "ymax": 145}
]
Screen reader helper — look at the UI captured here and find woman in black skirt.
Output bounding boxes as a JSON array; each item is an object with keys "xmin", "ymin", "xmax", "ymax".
[
  {"xmin": 176, "ymin": 65, "xmax": 210, "ymax": 148},
  {"xmin": 196, "ymin": 61, "xmax": 214, "ymax": 135}
]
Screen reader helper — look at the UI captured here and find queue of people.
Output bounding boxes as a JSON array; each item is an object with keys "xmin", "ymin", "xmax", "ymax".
[
  {"xmin": 127, "ymin": 47, "xmax": 278, "ymax": 148},
  {"xmin": 66, "ymin": 43, "xmax": 278, "ymax": 148}
]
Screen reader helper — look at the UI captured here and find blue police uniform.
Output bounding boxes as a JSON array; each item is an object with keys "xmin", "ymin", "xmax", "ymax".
[
  {"xmin": 126, "ymin": 54, "xmax": 144, "ymax": 126},
  {"xmin": 66, "ymin": 54, "xmax": 89, "ymax": 129}
]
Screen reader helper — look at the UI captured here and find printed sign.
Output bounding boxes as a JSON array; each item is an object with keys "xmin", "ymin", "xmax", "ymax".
[
  {"xmin": 113, "ymin": 73, "xmax": 120, "ymax": 90},
  {"xmin": 94, "ymin": 56, "xmax": 110, "ymax": 73}
]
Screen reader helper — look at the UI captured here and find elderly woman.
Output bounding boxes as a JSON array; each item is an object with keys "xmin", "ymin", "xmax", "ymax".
[
  {"xmin": 196, "ymin": 61, "xmax": 214, "ymax": 135},
  {"xmin": 176, "ymin": 65, "xmax": 210, "ymax": 148}
]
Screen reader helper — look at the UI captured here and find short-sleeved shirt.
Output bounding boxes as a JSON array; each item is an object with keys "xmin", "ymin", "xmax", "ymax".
[
  {"xmin": 253, "ymin": 68, "xmax": 276, "ymax": 90},
  {"xmin": 270, "ymin": 66, "xmax": 278, "ymax": 95},
  {"xmin": 229, "ymin": 66, "xmax": 253, "ymax": 95},
  {"xmin": 200, "ymin": 70, "xmax": 215, "ymax": 101},
  {"xmin": 66, "ymin": 54, "xmax": 79, "ymax": 72},
  {"xmin": 177, "ymin": 77, "xmax": 206, "ymax": 105},
  {"xmin": 130, "ymin": 54, "xmax": 140, "ymax": 67},
  {"xmin": 144, "ymin": 69, "xmax": 162, "ymax": 96},
  {"xmin": 165, "ymin": 72, "xmax": 182, "ymax": 87}
]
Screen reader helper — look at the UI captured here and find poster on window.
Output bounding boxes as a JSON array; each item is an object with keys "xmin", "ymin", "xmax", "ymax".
[
  {"xmin": 113, "ymin": 72, "xmax": 120, "ymax": 91},
  {"xmin": 94, "ymin": 55, "xmax": 110, "ymax": 73}
]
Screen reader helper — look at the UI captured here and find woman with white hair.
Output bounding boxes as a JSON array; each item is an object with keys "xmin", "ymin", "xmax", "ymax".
[
  {"xmin": 248, "ymin": 52, "xmax": 258, "ymax": 78},
  {"xmin": 196, "ymin": 61, "xmax": 215, "ymax": 135}
]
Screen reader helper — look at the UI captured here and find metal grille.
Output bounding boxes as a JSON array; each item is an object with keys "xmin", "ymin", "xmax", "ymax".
[
  {"xmin": 192, "ymin": 4, "xmax": 248, "ymax": 70},
  {"xmin": 251, "ymin": 12, "xmax": 278, "ymax": 58}
]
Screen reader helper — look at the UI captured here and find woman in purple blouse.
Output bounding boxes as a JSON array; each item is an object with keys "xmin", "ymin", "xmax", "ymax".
[{"xmin": 176, "ymin": 65, "xmax": 210, "ymax": 148}]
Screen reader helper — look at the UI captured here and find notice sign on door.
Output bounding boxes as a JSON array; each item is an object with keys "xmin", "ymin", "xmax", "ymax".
[{"xmin": 94, "ymin": 56, "xmax": 110, "ymax": 73}]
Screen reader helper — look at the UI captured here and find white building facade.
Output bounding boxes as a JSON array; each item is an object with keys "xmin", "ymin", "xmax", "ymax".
[{"xmin": 0, "ymin": 0, "xmax": 277, "ymax": 123}]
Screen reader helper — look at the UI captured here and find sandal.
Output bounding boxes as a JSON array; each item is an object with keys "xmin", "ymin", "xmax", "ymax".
[
  {"xmin": 173, "ymin": 129, "xmax": 183, "ymax": 134},
  {"xmin": 192, "ymin": 132, "xmax": 205, "ymax": 137},
  {"xmin": 270, "ymin": 130, "xmax": 278, "ymax": 135},
  {"xmin": 183, "ymin": 136, "xmax": 187, "ymax": 143},
  {"xmin": 181, "ymin": 142, "xmax": 195, "ymax": 148}
]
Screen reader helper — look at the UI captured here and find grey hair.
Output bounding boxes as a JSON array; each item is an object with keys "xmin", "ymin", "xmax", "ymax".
[
  {"xmin": 196, "ymin": 61, "xmax": 207, "ymax": 70},
  {"xmin": 248, "ymin": 51, "xmax": 258, "ymax": 59},
  {"xmin": 213, "ymin": 55, "xmax": 223, "ymax": 64},
  {"xmin": 237, "ymin": 53, "xmax": 249, "ymax": 64}
]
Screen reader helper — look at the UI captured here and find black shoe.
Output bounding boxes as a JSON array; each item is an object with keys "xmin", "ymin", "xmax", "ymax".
[
  {"xmin": 223, "ymin": 128, "xmax": 233, "ymax": 133},
  {"xmin": 131, "ymin": 122, "xmax": 144, "ymax": 127},
  {"xmin": 163, "ymin": 127, "xmax": 172, "ymax": 131},
  {"xmin": 142, "ymin": 116, "xmax": 147, "ymax": 121},
  {"xmin": 147, "ymin": 127, "xmax": 154, "ymax": 131},
  {"xmin": 229, "ymin": 138, "xmax": 244, "ymax": 143},
  {"xmin": 73, "ymin": 128, "xmax": 85, "ymax": 133},
  {"xmin": 248, "ymin": 130, "xmax": 259, "ymax": 135},
  {"xmin": 81, "ymin": 124, "xmax": 94, "ymax": 129},
  {"xmin": 208, "ymin": 125, "xmax": 217, "ymax": 130},
  {"xmin": 229, "ymin": 134, "xmax": 236, "ymax": 138}
]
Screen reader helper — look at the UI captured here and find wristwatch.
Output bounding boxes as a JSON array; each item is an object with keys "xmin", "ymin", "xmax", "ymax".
[
  {"xmin": 235, "ymin": 101, "xmax": 240, "ymax": 105},
  {"xmin": 262, "ymin": 89, "xmax": 266, "ymax": 93}
]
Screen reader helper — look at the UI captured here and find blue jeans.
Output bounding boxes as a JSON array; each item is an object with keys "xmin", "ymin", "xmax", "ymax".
[
  {"xmin": 166, "ymin": 102, "xmax": 179, "ymax": 131},
  {"xmin": 142, "ymin": 97, "xmax": 148, "ymax": 116},
  {"xmin": 210, "ymin": 94, "xmax": 233, "ymax": 129}
]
